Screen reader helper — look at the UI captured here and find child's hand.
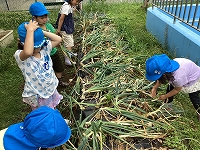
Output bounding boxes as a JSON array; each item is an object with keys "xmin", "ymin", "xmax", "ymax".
[
  {"xmin": 56, "ymin": 30, "xmax": 62, "ymax": 37},
  {"xmin": 25, "ymin": 20, "xmax": 39, "ymax": 32},
  {"xmin": 158, "ymin": 94, "xmax": 167, "ymax": 100},
  {"xmin": 150, "ymin": 88, "xmax": 157, "ymax": 98}
]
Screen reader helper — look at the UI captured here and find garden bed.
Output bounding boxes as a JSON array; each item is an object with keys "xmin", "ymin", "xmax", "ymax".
[
  {"xmin": 0, "ymin": 29, "xmax": 14, "ymax": 48},
  {"xmin": 56, "ymin": 13, "xmax": 184, "ymax": 150}
]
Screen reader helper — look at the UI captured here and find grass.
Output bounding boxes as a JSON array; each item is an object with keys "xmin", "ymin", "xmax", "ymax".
[{"xmin": 0, "ymin": 1, "xmax": 200, "ymax": 149}]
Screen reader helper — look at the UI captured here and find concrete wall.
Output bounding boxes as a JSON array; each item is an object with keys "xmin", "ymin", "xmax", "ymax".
[{"xmin": 146, "ymin": 7, "xmax": 200, "ymax": 65}]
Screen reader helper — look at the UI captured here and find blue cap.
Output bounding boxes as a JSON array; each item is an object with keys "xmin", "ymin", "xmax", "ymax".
[
  {"xmin": 3, "ymin": 106, "xmax": 71, "ymax": 150},
  {"xmin": 18, "ymin": 22, "xmax": 46, "ymax": 48},
  {"xmin": 145, "ymin": 54, "xmax": 180, "ymax": 81},
  {"xmin": 29, "ymin": 2, "xmax": 49, "ymax": 16}
]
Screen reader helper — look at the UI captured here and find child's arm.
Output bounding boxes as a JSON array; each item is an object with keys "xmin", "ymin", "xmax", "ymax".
[
  {"xmin": 43, "ymin": 31, "xmax": 62, "ymax": 48},
  {"xmin": 150, "ymin": 80, "xmax": 161, "ymax": 98},
  {"xmin": 56, "ymin": 14, "xmax": 65, "ymax": 35},
  {"xmin": 19, "ymin": 21, "xmax": 39, "ymax": 61},
  {"xmin": 159, "ymin": 86, "xmax": 182, "ymax": 100}
]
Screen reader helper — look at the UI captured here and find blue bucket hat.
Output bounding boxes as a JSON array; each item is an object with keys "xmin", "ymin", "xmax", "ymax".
[
  {"xmin": 29, "ymin": 2, "xmax": 49, "ymax": 17},
  {"xmin": 145, "ymin": 54, "xmax": 180, "ymax": 81},
  {"xmin": 18, "ymin": 22, "xmax": 46, "ymax": 48},
  {"xmin": 3, "ymin": 106, "xmax": 71, "ymax": 150}
]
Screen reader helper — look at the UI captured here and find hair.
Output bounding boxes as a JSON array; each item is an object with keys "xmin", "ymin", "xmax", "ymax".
[
  {"xmin": 34, "ymin": 14, "xmax": 48, "ymax": 18},
  {"xmin": 67, "ymin": 0, "xmax": 83, "ymax": 5},
  {"xmin": 17, "ymin": 40, "xmax": 45, "ymax": 50},
  {"xmin": 17, "ymin": 38, "xmax": 24, "ymax": 50},
  {"xmin": 158, "ymin": 72, "xmax": 174, "ymax": 84}
]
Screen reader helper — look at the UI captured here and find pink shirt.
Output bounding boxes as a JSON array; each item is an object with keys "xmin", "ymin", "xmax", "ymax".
[{"xmin": 170, "ymin": 58, "xmax": 200, "ymax": 87}]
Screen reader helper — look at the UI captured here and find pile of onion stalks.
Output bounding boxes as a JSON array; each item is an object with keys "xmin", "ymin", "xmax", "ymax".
[{"xmin": 60, "ymin": 12, "xmax": 184, "ymax": 150}]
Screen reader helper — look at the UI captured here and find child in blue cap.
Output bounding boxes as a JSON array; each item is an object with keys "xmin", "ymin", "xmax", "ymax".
[
  {"xmin": 15, "ymin": 20, "xmax": 63, "ymax": 110},
  {"xmin": 55, "ymin": 0, "xmax": 83, "ymax": 66},
  {"xmin": 1, "ymin": 106, "xmax": 71, "ymax": 150},
  {"xmin": 146, "ymin": 54, "xmax": 200, "ymax": 120},
  {"xmin": 29, "ymin": 2, "xmax": 68, "ymax": 87}
]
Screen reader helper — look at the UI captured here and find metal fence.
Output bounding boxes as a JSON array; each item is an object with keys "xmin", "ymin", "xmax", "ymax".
[
  {"xmin": 0, "ymin": 0, "xmax": 62, "ymax": 11},
  {"xmin": 0, "ymin": 0, "xmax": 142, "ymax": 11},
  {"xmin": 152, "ymin": 0, "xmax": 200, "ymax": 32}
]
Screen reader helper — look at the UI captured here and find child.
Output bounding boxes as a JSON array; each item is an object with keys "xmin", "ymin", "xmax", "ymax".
[
  {"xmin": 15, "ymin": 20, "xmax": 62, "ymax": 110},
  {"xmin": 29, "ymin": 2, "xmax": 68, "ymax": 87},
  {"xmin": 145, "ymin": 54, "xmax": 200, "ymax": 120},
  {"xmin": 1, "ymin": 106, "xmax": 71, "ymax": 150},
  {"xmin": 141, "ymin": 0, "xmax": 149, "ymax": 8},
  {"xmin": 55, "ymin": 0, "xmax": 82, "ymax": 66},
  {"xmin": 76, "ymin": 1, "xmax": 82, "ymax": 12}
]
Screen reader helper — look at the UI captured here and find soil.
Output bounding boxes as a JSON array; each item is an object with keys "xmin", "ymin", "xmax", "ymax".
[{"xmin": 57, "ymin": 64, "xmax": 77, "ymax": 93}]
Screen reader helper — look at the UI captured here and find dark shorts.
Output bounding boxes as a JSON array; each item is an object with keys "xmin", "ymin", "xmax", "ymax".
[{"xmin": 51, "ymin": 50, "xmax": 64, "ymax": 73}]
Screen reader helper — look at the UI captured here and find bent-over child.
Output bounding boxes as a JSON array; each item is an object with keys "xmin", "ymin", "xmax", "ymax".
[{"xmin": 145, "ymin": 54, "xmax": 200, "ymax": 121}]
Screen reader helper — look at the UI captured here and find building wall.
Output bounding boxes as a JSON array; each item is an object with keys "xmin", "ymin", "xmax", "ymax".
[{"xmin": 146, "ymin": 7, "xmax": 200, "ymax": 65}]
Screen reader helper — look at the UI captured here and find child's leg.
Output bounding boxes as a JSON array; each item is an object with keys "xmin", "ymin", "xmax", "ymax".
[
  {"xmin": 65, "ymin": 46, "xmax": 77, "ymax": 65},
  {"xmin": 51, "ymin": 51, "xmax": 68, "ymax": 87},
  {"xmin": 189, "ymin": 91, "xmax": 200, "ymax": 112},
  {"xmin": 60, "ymin": 31, "xmax": 76, "ymax": 66},
  {"xmin": 165, "ymin": 84, "xmax": 174, "ymax": 103},
  {"xmin": 64, "ymin": 47, "xmax": 73, "ymax": 65}
]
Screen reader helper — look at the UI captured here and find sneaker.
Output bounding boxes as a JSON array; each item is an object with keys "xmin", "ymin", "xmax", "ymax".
[
  {"xmin": 65, "ymin": 58, "xmax": 72, "ymax": 66},
  {"xmin": 67, "ymin": 52, "xmax": 78, "ymax": 57},
  {"xmin": 58, "ymin": 78, "xmax": 68, "ymax": 87},
  {"xmin": 162, "ymin": 103, "xmax": 173, "ymax": 112},
  {"xmin": 58, "ymin": 80, "xmax": 68, "ymax": 87},
  {"xmin": 65, "ymin": 57, "xmax": 76, "ymax": 66}
]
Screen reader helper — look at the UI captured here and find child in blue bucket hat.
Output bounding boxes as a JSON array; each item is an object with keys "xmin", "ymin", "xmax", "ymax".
[
  {"xmin": 146, "ymin": 54, "xmax": 200, "ymax": 121},
  {"xmin": 29, "ymin": 2, "xmax": 68, "ymax": 87},
  {"xmin": 15, "ymin": 20, "xmax": 63, "ymax": 110},
  {"xmin": 1, "ymin": 106, "xmax": 71, "ymax": 150},
  {"xmin": 29, "ymin": 1, "xmax": 50, "ymax": 17}
]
